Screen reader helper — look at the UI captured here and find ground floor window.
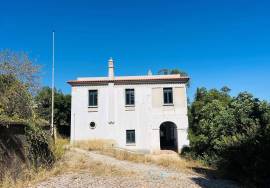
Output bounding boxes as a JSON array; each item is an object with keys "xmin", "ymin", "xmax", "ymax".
[{"xmin": 126, "ymin": 130, "xmax": 135, "ymax": 144}]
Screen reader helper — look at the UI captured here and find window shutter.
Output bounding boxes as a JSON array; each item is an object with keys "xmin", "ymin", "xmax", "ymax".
[
  {"xmin": 152, "ymin": 88, "xmax": 163, "ymax": 108},
  {"xmin": 173, "ymin": 87, "xmax": 186, "ymax": 108}
]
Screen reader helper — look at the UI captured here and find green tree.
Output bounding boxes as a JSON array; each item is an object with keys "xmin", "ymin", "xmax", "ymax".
[
  {"xmin": 35, "ymin": 87, "xmax": 71, "ymax": 136},
  {"xmin": 0, "ymin": 74, "xmax": 33, "ymax": 119},
  {"xmin": 158, "ymin": 68, "xmax": 190, "ymax": 87},
  {"xmin": 188, "ymin": 88, "xmax": 270, "ymax": 186},
  {"xmin": 158, "ymin": 68, "xmax": 188, "ymax": 76},
  {"xmin": 188, "ymin": 87, "xmax": 233, "ymax": 162},
  {"xmin": 170, "ymin": 69, "xmax": 189, "ymax": 77},
  {"xmin": 0, "ymin": 50, "xmax": 41, "ymax": 121},
  {"xmin": 0, "ymin": 49, "xmax": 40, "ymax": 94}
]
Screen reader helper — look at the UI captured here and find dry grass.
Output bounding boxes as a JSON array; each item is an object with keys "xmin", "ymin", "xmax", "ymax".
[
  {"xmin": 101, "ymin": 148, "xmax": 152, "ymax": 163},
  {"xmin": 74, "ymin": 139, "xmax": 208, "ymax": 174},
  {"xmin": 73, "ymin": 139, "xmax": 149, "ymax": 162},
  {"xmin": 61, "ymin": 149, "xmax": 135, "ymax": 177},
  {"xmin": 150, "ymin": 155, "xmax": 202, "ymax": 172},
  {"xmin": 74, "ymin": 139, "xmax": 116, "ymax": 151},
  {"xmin": 0, "ymin": 165, "xmax": 63, "ymax": 188},
  {"xmin": 0, "ymin": 139, "xmax": 208, "ymax": 188},
  {"xmin": 0, "ymin": 137, "xmax": 69, "ymax": 188},
  {"xmin": 51, "ymin": 137, "xmax": 70, "ymax": 160},
  {"xmin": 0, "ymin": 139, "xmax": 136, "ymax": 188}
]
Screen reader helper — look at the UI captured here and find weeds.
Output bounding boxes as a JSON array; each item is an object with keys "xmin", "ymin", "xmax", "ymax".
[
  {"xmin": 51, "ymin": 137, "xmax": 69, "ymax": 160},
  {"xmin": 74, "ymin": 139, "xmax": 206, "ymax": 174},
  {"xmin": 0, "ymin": 137, "xmax": 69, "ymax": 188},
  {"xmin": 61, "ymin": 151, "xmax": 135, "ymax": 177},
  {"xmin": 74, "ymin": 139, "xmax": 115, "ymax": 151}
]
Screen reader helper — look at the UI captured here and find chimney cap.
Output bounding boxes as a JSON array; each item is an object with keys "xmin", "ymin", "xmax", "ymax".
[{"xmin": 108, "ymin": 57, "xmax": 114, "ymax": 77}]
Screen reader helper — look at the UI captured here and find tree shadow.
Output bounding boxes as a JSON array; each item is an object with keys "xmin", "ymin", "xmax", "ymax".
[
  {"xmin": 190, "ymin": 167, "xmax": 238, "ymax": 188},
  {"xmin": 192, "ymin": 167, "xmax": 220, "ymax": 179},
  {"xmin": 191, "ymin": 176, "xmax": 238, "ymax": 188}
]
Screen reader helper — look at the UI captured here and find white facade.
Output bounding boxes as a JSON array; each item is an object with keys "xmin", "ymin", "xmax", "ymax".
[{"xmin": 68, "ymin": 59, "xmax": 189, "ymax": 153}]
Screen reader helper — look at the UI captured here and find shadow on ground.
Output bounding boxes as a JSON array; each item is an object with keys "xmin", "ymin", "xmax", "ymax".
[{"xmin": 191, "ymin": 167, "xmax": 239, "ymax": 188}]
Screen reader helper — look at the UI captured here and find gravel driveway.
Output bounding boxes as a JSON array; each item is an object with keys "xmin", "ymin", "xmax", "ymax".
[{"xmin": 34, "ymin": 148, "xmax": 238, "ymax": 188}]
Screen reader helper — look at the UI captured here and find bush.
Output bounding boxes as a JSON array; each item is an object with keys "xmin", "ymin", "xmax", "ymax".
[
  {"xmin": 25, "ymin": 123, "xmax": 55, "ymax": 169},
  {"xmin": 189, "ymin": 88, "xmax": 270, "ymax": 186},
  {"xmin": 217, "ymin": 134, "xmax": 270, "ymax": 187}
]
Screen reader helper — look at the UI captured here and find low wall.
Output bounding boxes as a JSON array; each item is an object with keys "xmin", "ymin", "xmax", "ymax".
[{"xmin": 0, "ymin": 124, "xmax": 28, "ymax": 180}]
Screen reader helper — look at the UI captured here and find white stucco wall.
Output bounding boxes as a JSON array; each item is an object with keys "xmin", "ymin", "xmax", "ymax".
[{"xmin": 70, "ymin": 83, "xmax": 189, "ymax": 153}]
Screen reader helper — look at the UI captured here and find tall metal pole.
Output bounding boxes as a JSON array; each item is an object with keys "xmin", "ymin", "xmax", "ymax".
[{"xmin": 51, "ymin": 31, "xmax": 56, "ymax": 142}]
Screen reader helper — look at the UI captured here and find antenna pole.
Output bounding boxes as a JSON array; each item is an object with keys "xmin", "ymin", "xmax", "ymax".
[{"xmin": 51, "ymin": 31, "xmax": 56, "ymax": 142}]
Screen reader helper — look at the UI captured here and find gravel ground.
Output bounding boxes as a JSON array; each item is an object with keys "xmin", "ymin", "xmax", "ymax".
[{"xmin": 34, "ymin": 148, "xmax": 238, "ymax": 188}]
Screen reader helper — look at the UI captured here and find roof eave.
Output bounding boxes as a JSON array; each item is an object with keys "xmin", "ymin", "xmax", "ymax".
[{"xmin": 67, "ymin": 77, "xmax": 189, "ymax": 86}]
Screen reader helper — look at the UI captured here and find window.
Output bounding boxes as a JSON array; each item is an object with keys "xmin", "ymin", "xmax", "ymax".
[
  {"xmin": 125, "ymin": 89, "xmax": 135, "ymax": 106},
  {"xmin": 89, "ymin": 122, "xmax": 96, "ymax": 129},
  {"xmin": 88, "ymin": 90, "xmax": 98, "ymax": 107},
  {"xmin": 163, "ymin": 87, "xmax": 173, "ymax": 104},
  {"xmin": 126, "ymin": 130, "xmax": 135, "ymax": 144}
]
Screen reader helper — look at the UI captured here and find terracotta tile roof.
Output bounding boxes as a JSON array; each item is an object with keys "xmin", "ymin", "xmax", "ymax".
[{"xmin": 67, "ymin": 74, "xmax": 189, "ymax": 86}]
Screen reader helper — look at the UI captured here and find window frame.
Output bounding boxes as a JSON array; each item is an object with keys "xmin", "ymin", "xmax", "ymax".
[
  {"xmin": 88, "ymin": 90, "xmax": 98, "ymax": 107},
  {"xmin": 163, "ymin": 87, "xmax": 173, "ymax": 105},
  {"xmin": 125, "ymin": 88, "xmax": 135, "ymax": 106},
  {"xmin": 126, "ymin": 130, "xmax": 136, "ymax": 144}
]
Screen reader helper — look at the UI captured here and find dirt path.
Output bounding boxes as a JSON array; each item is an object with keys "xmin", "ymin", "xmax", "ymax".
[{"xmin": 34, "ymin": 148, "xmax": 238, "ymax": 188}]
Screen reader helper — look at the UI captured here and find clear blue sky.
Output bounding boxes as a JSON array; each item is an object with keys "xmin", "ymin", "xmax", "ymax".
[{"xmin": 1, "ymin": 0, "xmax": 269, "ymax": 101}]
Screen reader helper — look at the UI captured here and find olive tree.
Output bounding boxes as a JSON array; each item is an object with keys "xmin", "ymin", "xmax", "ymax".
[
  {"xmin": 0, "ymin": 49, "xmax": 41, "ymax": 94},
  {"xmin": 0, "ymin": 49, "xmax": 41, "ymax": 120}
]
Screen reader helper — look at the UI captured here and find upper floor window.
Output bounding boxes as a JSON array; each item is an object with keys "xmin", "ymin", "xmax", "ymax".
[
  {"xmin": 88, "ymin": 90, "xmax": 98, "ymax": 107},
  {"xmin": 125, "ymin": 89, "xmax": 135, "ymax": 106},
  {"xmin": 163, "ymin": 87, "xmax": 173, "ymax": 105}
]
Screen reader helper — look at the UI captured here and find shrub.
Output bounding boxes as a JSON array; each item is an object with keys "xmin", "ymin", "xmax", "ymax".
[
  {"xmin": 189, "ymin": 88, "xmax": 270, "ymax": 186},
  {"xmin": 25, "ymin": 123, "xmax": 55, "ymax": 169}
]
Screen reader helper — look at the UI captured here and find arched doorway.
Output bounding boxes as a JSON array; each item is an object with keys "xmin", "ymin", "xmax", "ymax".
[{"xmin": 160, "ymin": 121, "xmax": 178, "ymax": 151}]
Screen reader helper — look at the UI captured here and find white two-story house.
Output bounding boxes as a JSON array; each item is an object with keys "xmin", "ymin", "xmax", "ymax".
[{"xmin": 68, "ymin": 58, "xmax": 189, "ymax": 153}]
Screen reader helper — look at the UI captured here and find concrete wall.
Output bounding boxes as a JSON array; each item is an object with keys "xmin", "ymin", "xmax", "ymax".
[{"xmin": 70, "ymin": 83, "xmax": 189, "ymax": 153}]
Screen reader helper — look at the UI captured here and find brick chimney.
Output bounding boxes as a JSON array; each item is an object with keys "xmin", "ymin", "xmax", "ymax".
[{"xmin": 108, "ymin": 57, "xmax": 114, "ymax": 78}]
